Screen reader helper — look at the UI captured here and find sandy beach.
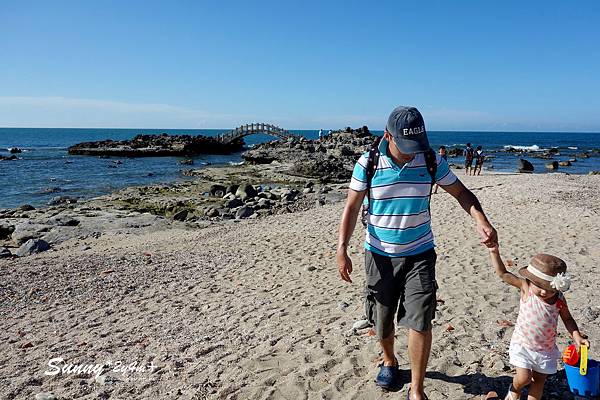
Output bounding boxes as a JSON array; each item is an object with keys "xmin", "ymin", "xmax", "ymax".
[{"xmin": 1, "ymin": 172, "xmax": 599, "ymax": 400}]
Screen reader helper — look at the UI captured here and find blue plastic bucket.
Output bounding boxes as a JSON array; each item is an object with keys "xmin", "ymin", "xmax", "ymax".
[{"xmin": 565, "ymin": 359, "xmax": 600, "ymax": 397}]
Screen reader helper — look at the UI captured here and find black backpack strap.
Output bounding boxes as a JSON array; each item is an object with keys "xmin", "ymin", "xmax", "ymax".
[
  {"xmin": 361, "ymin": 136, "xmax": 382, "ymax": 227},
  {"xmin": 365, "ymin": 136, "xmax": 382, "ymax": 193},
  {"xmin": 424, "ymin": 148, "xmax": 438, "ymax": 211}
]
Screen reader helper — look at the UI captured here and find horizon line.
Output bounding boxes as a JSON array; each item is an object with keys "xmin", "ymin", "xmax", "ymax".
[{"xmin": 1, "ymin": 126, "xmax": 600, "ymax": 134}]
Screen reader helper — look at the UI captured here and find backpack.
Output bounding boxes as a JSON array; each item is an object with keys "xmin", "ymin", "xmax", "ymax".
[
  {"xmin": 465, "ymin": 147, "xmax": 474, "ymax": 161},
  {"xmin": 361, "ymin": 138, "xmax": 438, "ymax": 227}
]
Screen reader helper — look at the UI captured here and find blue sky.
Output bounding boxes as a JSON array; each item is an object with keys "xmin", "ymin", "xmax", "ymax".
[{"xmin": 1, "ymin": 0, "xmax": 599, "ymax": 131}]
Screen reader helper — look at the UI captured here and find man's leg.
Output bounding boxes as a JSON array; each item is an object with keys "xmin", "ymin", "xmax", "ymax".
[
  {"xmin": 381, "ymin": 331, "xmax": 396, "ymax": 366},
  {"xmin": 397, "ymin": 249, "xmax": 437, "ymax": 400},
  {"xmin": 408, "ymin": 328, "xmax": 432, "ymax": 400}
]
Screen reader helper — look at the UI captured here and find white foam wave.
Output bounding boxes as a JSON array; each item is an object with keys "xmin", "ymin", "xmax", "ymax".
[
  {"xmin": 568, "ymin": 146, "xmax": 578, "ymax": 150},
  {"xmin": 503, "ymin": 144, "xmax": 541, "ymax": 152}
]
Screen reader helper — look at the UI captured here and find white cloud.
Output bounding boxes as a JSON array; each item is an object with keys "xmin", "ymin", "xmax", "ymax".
[{"xmin": 0, "ymin": 96, "xmax": 253, "ymax": 128}]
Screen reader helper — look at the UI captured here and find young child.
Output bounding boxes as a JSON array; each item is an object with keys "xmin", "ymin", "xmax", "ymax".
[{"xmin": 488, "ymin": 246, "xmax": 590, "ymax": 400}]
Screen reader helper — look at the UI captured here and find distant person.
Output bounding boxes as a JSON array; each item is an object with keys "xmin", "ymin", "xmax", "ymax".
[
  {"xmin": 473, "ymin": 145, "xmax": 484, "ymax": 176},
  {"xmin": 327, "ymin": 129, "xmax": 332, "ymax": 136},
  {"xmin": 433, "ymin": 146, "xmax": 447, "ymax": 194},
  {"xmin": 464, "ymin": 143, "xmax": 474, "ymax": 175},
  {"xmin": 318, "ymin": 129, "xmax": 323, "ymax": 140}
]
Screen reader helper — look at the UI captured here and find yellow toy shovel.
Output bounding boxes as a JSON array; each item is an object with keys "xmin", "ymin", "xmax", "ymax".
[{"xmin": 580, "ymin": 344, "xmax": 588, "ymax": 375}]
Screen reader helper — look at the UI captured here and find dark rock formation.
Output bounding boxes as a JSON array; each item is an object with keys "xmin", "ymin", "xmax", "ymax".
[
  {"xmin": 15, "ymin": 239, "xmax": 50, "ymax": 257},
  {"xmin": 517, "ymin": 159, "xmax": 534, "ymax": 173},
  {"xmin": 242, "ymin": 127, "xmax": 379, "ymax": 181},
  {"xmin": 68, "ymin": 133, "xmax": 244, "ymax": 157}
]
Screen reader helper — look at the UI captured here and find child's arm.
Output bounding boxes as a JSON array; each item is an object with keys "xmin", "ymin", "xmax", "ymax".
[
  {"xmin": 489, "ymin": 245, "xmax": 523, "ymax": 290},
  {"xmin": 559, "ymin": 300, "xmax": 591, "ymax": 347}
]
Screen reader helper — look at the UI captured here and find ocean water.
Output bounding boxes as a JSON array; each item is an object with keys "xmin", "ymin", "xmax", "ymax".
[{"xmin": 0, "ymin": 128, "xmax": 599, "ymax": 209}]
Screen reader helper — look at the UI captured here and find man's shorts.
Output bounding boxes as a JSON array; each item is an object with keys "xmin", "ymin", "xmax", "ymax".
[
  {"xmin": 364, "ymin": 248, "xmax": 438, "ymax": 339},
  {"xmin": 509, "ymin": 342, "xmax": 561, "ymax": 375},
  {"xmin": 465, "ymin": 159, "xmax": 474, "ymax": 168}
]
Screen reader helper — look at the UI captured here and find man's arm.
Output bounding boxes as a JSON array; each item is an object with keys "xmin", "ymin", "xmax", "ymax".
[
  {"xmin": 336, "ymin": 188, "xmax": 366, "ymax": 283},
  {"xmin": 441, "ymin": 179, "xmax": 498, "ymax": 247}
]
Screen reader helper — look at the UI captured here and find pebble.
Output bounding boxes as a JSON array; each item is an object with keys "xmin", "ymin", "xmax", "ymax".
[
  {"xmin": 35, "ymin": 393, "xmax": 56, "ymax": 400},
  {"xmin": 304, "ymin": 265, "xmax": 316, "ymax": 272},
  {"xmin": 0, "ymin": 247, "xmax": 11, "ymax": 258},
  {"xmin": 352, "ymin": 319, "xmax": 371, "ymax": 330},
  {"xmin": 338, "ymin": 301, "xmax": 349, "ymax": 311}
]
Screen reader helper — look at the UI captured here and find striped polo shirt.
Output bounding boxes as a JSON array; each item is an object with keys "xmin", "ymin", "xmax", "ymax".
[{"xmin": 349, "ymin": 138, "xmax": 458, "ymax": 257}]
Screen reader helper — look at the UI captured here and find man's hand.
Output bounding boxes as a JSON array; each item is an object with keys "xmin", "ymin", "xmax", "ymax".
[
  {"xmin": 337, "ymin": 248, "xmax": 353, "ymax": 283},
  {"xmin": 477, "ymin": 221, "xmax": 498, "ymax": 248}
]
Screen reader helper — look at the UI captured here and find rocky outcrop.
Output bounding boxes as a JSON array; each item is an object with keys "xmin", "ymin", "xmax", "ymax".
[
  {"xmin": 242, "ymin": 126, "xmax": 377, "ymax": 182},
  {"xmin": 15, "ymin": 239, "xmax": 50, "ymax": 257},
  {"xmin": 68, "ymin": 133, "xmax": 244, "ymax": 157},
  {"xmin": 518, "ymin": 159, "xmax": 534, "ymax": 173}
]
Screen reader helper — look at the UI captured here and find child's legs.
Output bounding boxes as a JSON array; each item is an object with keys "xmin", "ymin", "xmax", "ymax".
[
  {"xmin": 512, "ymin": 367, "xmax": 532, "ymax": 392},
  {"xmin": 526, "ymin": 371, "xmax": 548, "ymax": 400}
]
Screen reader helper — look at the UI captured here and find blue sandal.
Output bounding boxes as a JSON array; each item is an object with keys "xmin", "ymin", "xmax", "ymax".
[{"xmin": 375, "ymin": 363, "xmax": 400, "ymax": 391}]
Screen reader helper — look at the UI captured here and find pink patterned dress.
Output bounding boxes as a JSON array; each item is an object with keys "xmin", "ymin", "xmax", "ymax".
[{"xmin": 511, "ymin": 290, "xmax": 565, "ymax": 353}]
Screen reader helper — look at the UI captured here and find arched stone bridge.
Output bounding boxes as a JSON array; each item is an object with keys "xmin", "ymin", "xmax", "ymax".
[{"xmin": 217, "ymin": 123, "xmax": 301, "ymax": 144}]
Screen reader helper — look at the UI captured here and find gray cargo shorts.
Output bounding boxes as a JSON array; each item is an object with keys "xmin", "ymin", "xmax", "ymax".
[{"xmin": 364, "ymin": 248, "xmax": 438, "ymax": 339}]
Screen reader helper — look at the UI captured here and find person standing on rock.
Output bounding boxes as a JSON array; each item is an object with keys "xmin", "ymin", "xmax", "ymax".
[{"xmin": 336, "ymin": 106, "xmax": 498, "ymax": 399}]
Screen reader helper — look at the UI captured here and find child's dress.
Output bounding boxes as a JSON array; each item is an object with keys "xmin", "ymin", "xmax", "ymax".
[{"xmin": 509, "ymin": 289, "xmax": 565, "ymax": 374}]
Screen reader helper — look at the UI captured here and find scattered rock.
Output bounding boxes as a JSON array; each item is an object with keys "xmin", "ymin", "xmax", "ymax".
[
  {"xmin": 205, "ymin": 208, "xmax": 220, "ymax": 218},
  {"xmin": 225, "ymin": 198, "xmax": 244, "ymax": 209},
  {"xmin": 209, "ymin": 184, "xmax": 227, "ymax": 197},
  {"xmin": 48, "ymin": 215, "xmax": 80, "ymax": 226},
  {"xmin": 172, "ymin": 209, "xmax": 188, "ymax": 221},
  {"xmin": 589, "ymin": 171, "xmax": 600, "ymax": 175},
  {"xmin": 352, "ymin": 320, "xmax": 372, "ymax": 330},
  {"xmin": 338, "ymin": 301, "xmax": 349, "ymax": 311},
  {"xmin": 11, "ymin": 222, "xmax": 49, "ymax": 245},
  {"xmin": 15, "ymin": 239, "xmax": 51, "ymax": 257},
  {"xmin": 545, "ymin": 161, "xmax": 559, "ymax": 170},
  {"xmin": 304, "ymin": 265, "xmax": 316, "ymax": 272},
  {"xmin": 179, "ymin": 159, "xmax": 194, "ymax": 165},
  {"xmin": 19, "ymin": 204, "xmax": 35, "ymax": 211},
  {"xmin": 34, "ymin": 392, "xmax": 56, "ymax": 400},
  {"xmin": 236, "ymin": 183, "xmax": 258, "ymax": 200},
  {"xmin": 235, "ymin": 206, "xmax": 254, "ymax": 219},
  {"xmin": 559, "ymin": 161, "xmax": 571, "ymax": 167},
  {"xmin": 48, "ymin": 196, "xmax": 78, "ymax": 205},
  {"xmin": 225, "ymin": 184, "xmax": 239, "ymax": 195},
  {"xmin": 0, "ymin": 247, "xmax": 12, "ymax": 258},
  {"xmin": 0, "ymin": 222, "xmax": 15, "ymax": 240},
  {"xmin": 303, "ymin": 187, "xmax": 313, "ymax": 194},
  {"xmin": 517, "ymin": 159, "xmax": 534, "ymax": 173}
]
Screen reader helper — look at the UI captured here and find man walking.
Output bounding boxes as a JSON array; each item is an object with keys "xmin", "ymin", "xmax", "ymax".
[{"xmin": 336, "ymin": 106, "xmax": 497, "ymax": 399}]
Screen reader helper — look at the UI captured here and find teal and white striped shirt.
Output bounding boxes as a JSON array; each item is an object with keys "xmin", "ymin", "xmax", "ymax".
[{"xmin": 349, "ymin": 138, "xmax": 458, "ymax": 257}]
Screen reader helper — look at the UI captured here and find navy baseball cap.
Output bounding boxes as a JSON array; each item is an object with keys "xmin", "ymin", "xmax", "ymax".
[{"xmin": 385, "ymin": 106, "xmax": 430, "ymax": 153}]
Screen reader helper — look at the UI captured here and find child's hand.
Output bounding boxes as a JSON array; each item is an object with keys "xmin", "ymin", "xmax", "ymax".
[{"xmin": 574, "ymin": 331, "xmax": 591, "ymax": 348}]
